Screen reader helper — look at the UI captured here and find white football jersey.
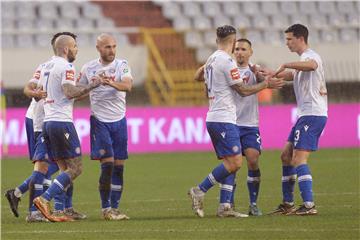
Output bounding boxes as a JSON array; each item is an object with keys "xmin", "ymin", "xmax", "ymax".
[
  {"xmin": 235, "ymin": 65, "xmax": 259, "ymax": 127},
  {"xmin": 293, "ymin": 49, "xmax": 328, "ymax": 117},
  {"xmin": 78, "ymin": 58, "xmax": 133, "ymax": 122},
  {"xmin": 25, "ymin": 63, "xmax": 44, "ymax": 119},
  {"xmin": 204, "ymin": 50, "xmax": 243, "ymax": 124},
  {"xmin": 39, "ymin": 56, "xmax": 76, "ymax": 122}
]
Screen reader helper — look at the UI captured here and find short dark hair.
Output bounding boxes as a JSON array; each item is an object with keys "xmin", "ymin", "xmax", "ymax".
[
  {"xmin": 285, "ymin": 24, "xmax": 309, "ymax": 44},
  {"xmin": 236, "ymin": 38, "xmax": 252, "ymax": 47},
  {"xmin": 51, "ymin": 32, "xmax": 77, "ymax": 46},
  {"xmin": 216, "ymin": 25, "xmax": 236, "ymax": 39}
]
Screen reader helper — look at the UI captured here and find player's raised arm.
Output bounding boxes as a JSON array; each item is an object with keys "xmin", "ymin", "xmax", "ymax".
[
  {"xmin": 63, "ymin": 77, "xmax": 101, "ymax": 100},
  {"xmin": 194, "ymin": 64, "xmax": 205, "ymax": 82},
  {"xmin": 102, "ymin": 75, "xmax": 133, "ymax": 92}
]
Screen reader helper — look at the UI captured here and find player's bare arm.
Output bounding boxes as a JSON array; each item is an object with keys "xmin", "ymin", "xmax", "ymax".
[
  {"xmin": 274, "ymin": 59, "xmax": 318, "ymax": 80},
  {"xmin": 231, "ymin": 77, "xmax": 284, "ymax": 97},
  {"xmin": 194, "ymin": 65, "xmax": 205, "ymax": 82},
  {"xmin": 24, "ymin": 82, "xmax": 47, "ymax": 101},
  {"xmin": 102, "ymin": 76, "xmax": 132, "ymax": 92},
  {"xmin": 62, "ymin": 78, "xmax": 101, "ymax": 99}
]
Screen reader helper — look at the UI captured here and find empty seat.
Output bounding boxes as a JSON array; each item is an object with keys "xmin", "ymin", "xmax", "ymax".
[
  {"xmin": 196, "ymin": 47, "xmax": 213, "ymax": 63},
  {"xmin": 202, "ymin": 2, "xmax": 221, "ymax": 17},
  {"xmin": 1, "ymin": 1, "xmax": 16, "ymax": 19},
  {"xmin": 321, "ymin": 30, "xmax": 338, "ymax": 42},
  {"xmin": 1, "ymin": 34, "xmax": 15, "ymax": 48},
  {"xmin": 347, "ymin": 13, "xmax": 360, "ymax": 27},
  {"xmin": 290, "ymin": 14, "xmax": 309, "ymax": 26},
  {"xmin": 94, "ymin": 18, "xmax": 116, "ymax": 29},
  {"xmin": 16, "ymin": 19, "xmax": 34, "ymax": 30},
  {"xmin": 328, "ymin": 13, "xmax": 346, "ymax": 27},
  {"xmin": 15, "ymin": 34, "xmax": 34, "ymax": 48},
  {"xmin": 74, "ymin": 33, "xmax": 91, "ymax": 47},
  {"xmin": 172, "ymin": 17, "xmax": 191, "ymax": 31},
  {"xmin": 34, "ymin": 33, "xmax": 52, "ymax": 48},
  {"xmin": 213, "ymin": 15, "xmax": 232, "ymax": 28},
  {"xmin": 15, "ymin": 2, "xmax": 36, "ymax": 20},
  {"xmin": 337, "ymin": 1, "xmax": 355, "ymax": 14},
  {"xmin": 59, "ymin": 2, "xmax": 81, "ymax": 19},
  {"xmin": 233, "ymin": 15, "xmax": 251, "ymax": 29},
  {"xmin": 263, "ymin": 30, "xmax": 282, "ymax": 45},
  {"xmin": 261, "ymin": 1, "xmax": 279, "ymax": 15},
  {"xmin": 203, "ymin": 30, "xmax": 217, "ymax": 48},
  {"xmin": 308, "ymin": 29, "xmax": 321, "ymax": 44},
  {"xmin": 299, "ymin": 1, "xmax": 317, "ymax": 14},
  {"xmin": 318, "ymin": 1, "xmax": 336, "ymax": 14},
  {"xmin": 74, "ymin": 18, "xmax": 95, "ymax": 30},
  {"xmin": 192, "ymin": 16, "xmax": 212, "ymax": 31},
  {"xmin": 55, "ymin": 19, "xmax": 74, "ymax": 30},
  {"xmin": 223, "ymin": 1, "xmax": 241, "ymax": 17},
  {"xmin": 280, "ymin": 2, "xmax": 298, "ymax": 14},
  {"xmin": 82, "ymin": 2, "xmax": 103, "ymax": 19},
  {"xmin": 34, "ymin": 19, "xmax": 54, "ymax": 31},
  {"xmin": 339, "ymin": 28, "xmax": 358, "ymax": 42},
  {"xmin": 161, "ymin": 2, "xmax": 181, "ymax": 19},
  {"xmin": 242, "ymin": 2, "xmax": 260, "ymax": 16},
  {"xmin": 309, "ymin": 14, "xmax": 328, "ymax": 29},
  {"xmin": 271, "ymin": 15, "xmax": 289, "ymax": 29},
  {"xmin": 2, "ymin": 18, "xmax": 15, "ymax": 31},
  {"xmin": 38, "ymin": 2, "xmax": 58, "ymax": 19},
  {"xmin": 181, "ymin": 2, "xmax": 201, "ymax": 18},
  {"xmin": 245, "ymin": 30, "xmax": 263, "ymax": 43},
  {"xmin": 252, "ymin": 15, "xmax": 270, "ymax": 29},
  {"xmin": 184, "ymin": 31, "xmax": 203, "ymax": 48}
]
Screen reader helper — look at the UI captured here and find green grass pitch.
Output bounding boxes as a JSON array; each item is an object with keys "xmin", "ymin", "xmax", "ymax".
[{"xmin": 2, "ymin": 149, "xmax": 359, "ymax": 240}]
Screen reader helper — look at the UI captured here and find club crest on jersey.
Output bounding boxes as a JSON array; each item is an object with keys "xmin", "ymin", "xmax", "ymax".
[
  {"xmin": 230, "ymin": 68, "xmax": 240, "ymax": 80},
  {"xmin": 110, "ymin": 68, "xmax": 116, "ymax": 74},
  {"xmin": 65, "ymin": 70, "xmax": 75, "ymax": 81},
  {"xmin": 232, "ymin": 146, "xmax": 239, "ymax": 153}
]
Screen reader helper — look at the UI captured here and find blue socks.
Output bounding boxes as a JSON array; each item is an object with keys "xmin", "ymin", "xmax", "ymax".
[
  {"xmin": 282, "ymin": 165, "xmax": 296, "ymax": 203},
  {"xmin": 28, "ymin": 171, "xmax": 45, "ymax": 212},
  {"xmin": 65, "ymin": 183, "xmax": 73, "ymax": 209},
  {"xmin": 199, "ymin": 163, "xmax": 231, "ymax": 193},
  {"xmin": 17, "ymin": 176, "xmax": 32, "ymax": 194},
  {"xmin": 43, "ymin": 172, "xmax": 71, "ymax": 202},
  {"xmin": 247, "ymin": 169, "xmax": 261, "ymax": 205},
  {"xmin": 99, "ymin": 162, "xmax": 114, "ymax": 209},
  {"xmin": 111, "ymin": 165, "xmax": 124, "ymax": 209},
  {"xmin": 219, "ymin": 173, "xmax": 235, "ymax": 204},
  {"xmin": 296, "ymin": 164, "xmax": 314, "ymax": 207}
]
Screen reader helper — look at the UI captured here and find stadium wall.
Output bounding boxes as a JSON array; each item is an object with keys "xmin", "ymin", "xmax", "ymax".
[{"xmin": 1, "ymin": 103, "xmax": 358, "ymax": 157}]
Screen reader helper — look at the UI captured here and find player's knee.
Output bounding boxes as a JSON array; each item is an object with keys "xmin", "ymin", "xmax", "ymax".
[
  {"xmin": 99, "ymin": 162, "xmax": 113, "ymax": 190},
  {"xmin": 225, "ymin": 155, "xmax": 243, "ymax": 172},
  {"xmin": 66, "ymin": 160, "xmax": 83, "ymax": 180},
  {"xmin": 281, "ymin": 151, "xmax": 291, "ymax": 165}
]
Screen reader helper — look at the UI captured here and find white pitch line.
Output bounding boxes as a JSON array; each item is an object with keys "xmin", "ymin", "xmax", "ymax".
[{"xmin": 3, "ymin": 228, "xmax": 359, "ymax": 235}]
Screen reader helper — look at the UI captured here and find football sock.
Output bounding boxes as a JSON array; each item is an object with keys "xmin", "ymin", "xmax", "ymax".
[
  {"xmin": 43, "ymin": 162, "xmax": 58, "ymax": 192},
  {"xmin": 43, "ymin": 172, "xmax": 71, "ymax": 202},
  {"xmin": 110, "ymin": 165, "xmax": 124, "ymax": 209},
  {"xmin": 247, "ymin": 169, "xmax": 261, "ymax": 205},
  {"xmin": 296, "ymin": 164, "xmax": 314, "ymax": 207},
  {"xmin": 199, "ymin": 163, "xmax": 231, "ymax": 193},
  {"xmin": 65, "ymin": 183, "xmax": 73, "ymax": 209},
  {"xmin": 28, "ymin": 171, "xmax": 45, "ymax": 212},
  {"xmin": 230, "ymin": 176, "xmax": 237, "ymax": 206},
  {"xmin": 282, "ymin": 165, "xmax": 296, "ymax": 204},
  {"xmin": 54, "ymin": 191, "xmax": 65, "ymax": 211},
  {"xmin": 219, "ymin": 173, "xmax": 235, "ymax": 204},
  {"xmin": 16, "ymin": 176, "xmax": 32, "ymax": 196},
  {"xmin": 99, "ymin": 162, "xmax": 114, "ymax": 209}
]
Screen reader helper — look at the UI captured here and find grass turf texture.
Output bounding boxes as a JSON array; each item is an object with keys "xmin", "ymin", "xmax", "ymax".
[{"xmin": 2, "ymin": 149, "xmax": 359, "ymax": 240}]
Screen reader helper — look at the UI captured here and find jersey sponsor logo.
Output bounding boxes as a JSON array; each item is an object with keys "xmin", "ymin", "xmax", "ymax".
[
  {"xmin": 65, "ymin": 70, "xmax": 75, "ymax": 81},
  {"xmin": 230, "ymin": 68, "xmax": 240, "ymax": 80},
  {"xmin": 33, "ymin": 70, "xmax": 41, "ymax": 80}
]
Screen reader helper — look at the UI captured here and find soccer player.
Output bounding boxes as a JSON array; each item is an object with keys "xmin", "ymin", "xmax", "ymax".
[
  {"xmin": 33, "ymin": 35, "xmax": 101, "ymax": 222},
  {"xmin": 268, "ymin": 24, "xmax": 328, "ymax": 215},
  {"xmin": 189, "ymin": 25, "xmax": 284, "ymax": 218},
  {"xmin": 4, "ymin": 32, "xmax": 85, "ymax": 222},
  {"xmin": 78, "ymin": 33, "xmax": 132, "ymax": 220}
]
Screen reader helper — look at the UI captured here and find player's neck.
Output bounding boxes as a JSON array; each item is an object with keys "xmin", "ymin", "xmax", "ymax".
[
  {"xmin": 99, "ymin": 58, "xmax": 113, "ymax": 66},
  {"xmin": 218, "ymin": 45, "xmax": 233, "ymax": 55},
  {"xmin": 297, "ymin": 45, "xmax": 309, "ymax": 55},
  {"xmin": 55, "ymin": 54, "xmax": 69, "ymax": 62},
  {"xmin": 237, "ymin": 61, "xmax": 249, "ymax": 68}
]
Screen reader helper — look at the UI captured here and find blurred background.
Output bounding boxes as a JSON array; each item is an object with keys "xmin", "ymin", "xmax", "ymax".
[{"xmin": 1, "ymin": 0, "xmax": 359, "ymax": 157}]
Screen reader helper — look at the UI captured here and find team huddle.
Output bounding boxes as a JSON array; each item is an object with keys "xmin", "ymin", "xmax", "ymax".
[{"xmin": 5, "ymin": 23, "xmax": 327, "ymax": 223}]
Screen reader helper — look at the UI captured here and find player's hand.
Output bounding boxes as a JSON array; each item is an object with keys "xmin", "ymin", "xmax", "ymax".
[
  {"xmin": 259, "ymin": 67, "xmax": 275, "ymax": 77},
  {"xmin": 33, "ymin": 89, "xmax": 47, "ymax": 101},
  {"xmin": 273, "ymin": 64, "xmax": 286, "ymax": 77},
  {"xmin": 265, "ymin": 77, "xmax": 285, "ymax": 89},
  {"xmin": 90, "ymin": 76, "xmax": 102, "ymax": 88}
]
